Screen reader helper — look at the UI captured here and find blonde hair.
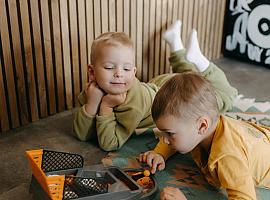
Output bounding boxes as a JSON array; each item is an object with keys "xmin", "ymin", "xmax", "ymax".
[
  {"xmin": 90, "ymin": 32, "xmax": 134, "ymax": 64},
  {"xmin": 152, "ymin": 72, "xmax": 219, "ymax": 124}
]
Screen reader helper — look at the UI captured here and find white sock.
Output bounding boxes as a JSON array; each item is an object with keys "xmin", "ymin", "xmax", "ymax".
[
  {"xmin": 162, "ymin": 20, "xmax": 183, "ymax": 52},
  {"xmin": 186, "ymin": 29, "xmax": 209, "ymax": 72}
]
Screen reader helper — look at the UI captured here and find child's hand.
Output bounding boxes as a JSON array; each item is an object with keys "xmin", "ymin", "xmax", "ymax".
[
  {"xmin": 139, "ymin": 151, "xmax": 165, "ymax": 174},
  {"xmin": 160, "ymin": 187, "xmax": 187, "ymax": 200},
  {"xmin": 84, "ymin": 81, "xmax": 104, "ymax": 115},
  {"xmin": 99, "ymin": 93, "xmax": 127, "ymax": 115},
  {"xmin": 102, "ymin": 92, "xmax": 127, "ymax": 107},
  {"xmin": 85, "ymin": 81, "xmax": 104, "ymax": 104}
]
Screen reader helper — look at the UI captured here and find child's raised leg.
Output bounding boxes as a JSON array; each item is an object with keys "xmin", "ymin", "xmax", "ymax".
[
  {"xmin": 163, "ymin": 20, "xmax": 197, "ymax": 73},
  {"xmin": 186, "ymin": 29, "xmax": 209, "ymax": 72},
  {"xmin": 186, "ymin": 29, "xmax": 238, "ymax": 113},
  {"xmin": 162, "ymin": 20, "xmax": 183, "ymax": 52}
]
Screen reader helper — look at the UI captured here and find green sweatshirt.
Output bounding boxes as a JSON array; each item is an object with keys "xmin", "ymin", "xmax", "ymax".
[{"xmin": 73, "ymin": 50, "xmax": 238, "ymax": 151}]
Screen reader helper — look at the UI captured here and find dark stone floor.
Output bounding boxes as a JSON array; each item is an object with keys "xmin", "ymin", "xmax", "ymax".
[
  {"xmin": 0, "ymin": 110, "xmax": 107, "ymax": 200},
  {"xmin": 0, "ymin": 57, "xmax": 269, "ymax": 200}
]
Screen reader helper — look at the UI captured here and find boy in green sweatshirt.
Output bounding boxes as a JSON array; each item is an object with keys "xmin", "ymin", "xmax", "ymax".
[{"xmin": 73, "ymin": 20, "xmax": 238, "ymax": 151}]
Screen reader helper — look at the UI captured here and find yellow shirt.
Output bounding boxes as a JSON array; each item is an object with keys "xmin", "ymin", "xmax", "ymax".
[{"xmin": 157, "ymin": 115, "xmax": 270, "ymax": 200}]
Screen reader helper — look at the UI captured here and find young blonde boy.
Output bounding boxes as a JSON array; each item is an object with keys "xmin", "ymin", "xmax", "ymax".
[
  {"xmin": 140, "ymin": 72, "xmax": 270, "ymax": 200},
  {"xmin": 73, "ymin": 21, "xmax": 237, "ymax": 151}
]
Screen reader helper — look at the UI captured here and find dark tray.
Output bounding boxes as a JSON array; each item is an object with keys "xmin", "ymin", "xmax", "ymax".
[{"xmin": 29, "ymin": 165, "xmax": 158, "ymax": 200}]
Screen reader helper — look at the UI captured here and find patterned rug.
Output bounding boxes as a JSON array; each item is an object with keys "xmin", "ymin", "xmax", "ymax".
[
  {"xmin": 226, "ymin": 95, "xmax": 270, "ymax": 126},
  {"xmin": 102, "ymin": 95, "xmax": 270, "ymax": 200}
]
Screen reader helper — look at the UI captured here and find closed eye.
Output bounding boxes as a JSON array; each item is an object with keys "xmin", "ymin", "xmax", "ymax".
[
  {"xmin": 166, "ymin": 131, "xmax": 176, "ymax": 137},
  {"xmin": 123, "ymin": 65, "xmax": 133, "ymax": 71},
  {"xmin": 104, "ymin": 65, "xmax": 114, "ymax": 70}
]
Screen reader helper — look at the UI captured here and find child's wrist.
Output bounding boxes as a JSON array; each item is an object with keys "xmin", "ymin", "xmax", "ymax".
[
  {"xmin": 99, "ymin": 101, "xmax": 113, "ymax": 115},
  {"xmin": 84, "ymin": 102, "xmax": 98, "ymax": 116}
]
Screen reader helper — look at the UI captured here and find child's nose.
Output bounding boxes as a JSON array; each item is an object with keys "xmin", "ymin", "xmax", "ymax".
[{"xmin": 114, "ymin": 68, "xmax": 123, "ymax": 78}]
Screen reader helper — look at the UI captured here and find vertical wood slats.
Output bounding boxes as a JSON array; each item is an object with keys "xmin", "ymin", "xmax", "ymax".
[
  {"xmin": 30, "ymin": 0, "xmax": 48, "ymax": 117},
  {"xmin": 148, "ymin": 0, "xmax": 156, "ymax": 81},
  {"xmin": 0, "ymin": 46, "xmax": 9, "ymax": 131},
  {"xmin": 51, "ymin": 0, "xmax": 65, "ymax": 112},
  {"xmin": 69, "ymin": 0, "xmax": 80, "ymax": 106},
  {"xmin": 142, "ymin": 0, "xmax": 150, "ymax": 82},
  {"xmin": 136, "ymin": 0, "xmax": 143, "ymax": 80},
  {"xmin": 60, "ymin": 0, "xmax": 73, "ymax": 109},
  {"xmin": 0, "ymin": 0, "xmax": 227, "ymax": 132},
  {"xmin": 78, "ymin": 0, "xmax": 87, "ymax": 89},
  {"xmin": 19, "ymin": 0, "xmax": 39, "ymax": 121},
  {"xmin": 0, "ymin": 0, "xmax": 20, "ymax": 128},
  {"xmin": 7, "ymin": 0, "xmax": 29, "ymax": 125},
  {"xmin": 154, "ymin": 0, "xmax": 162, "ymax": 77},
  {"xmin": 86, "ymin": 0, "xmax": 94, "ymax": 64},
  {"xmin": 40, "ymin": 0, "xmax": 56, "ymax": 115}
]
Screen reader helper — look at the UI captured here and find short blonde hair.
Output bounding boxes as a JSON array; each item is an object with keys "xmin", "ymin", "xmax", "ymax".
[
  {"xmin": 152, "ymin": 72, "xmax": 219, "ymax": 124},
  {"xmin": 90, "ymin": 32, "xmax": 134, "ymax": 64}
]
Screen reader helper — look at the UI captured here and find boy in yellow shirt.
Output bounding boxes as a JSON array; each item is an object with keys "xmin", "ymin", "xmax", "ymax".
[
  {"xmin": 73, "ymin": 21, "xmax": 237, "ymax": 151},
  {"xmin": 139, "ymin": 72, "xmax": 270, "ymax": 200}
]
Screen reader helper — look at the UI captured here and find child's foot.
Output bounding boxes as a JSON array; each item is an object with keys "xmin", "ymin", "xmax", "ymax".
[
  {"xmin": 186, "ymin": 29, "xmax": 209, "ymax": 72},
  {"xmin": 163, "ymin": 20, "xmax": 184, "ymax": 52}
]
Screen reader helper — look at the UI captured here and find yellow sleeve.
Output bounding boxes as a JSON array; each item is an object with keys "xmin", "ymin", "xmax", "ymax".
[
  {"xmin": 216, "ymin": 155, "xmax": 257, "ymax": 200},
  {"xmin": 154, "ymin": 136, "xmax": 177, "ymax": 160}
]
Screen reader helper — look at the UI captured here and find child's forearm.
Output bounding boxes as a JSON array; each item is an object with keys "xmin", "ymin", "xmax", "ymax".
[
  {"xmin": 99, "ymin": 93, "xmax": 127, "ymax": 116},
  {"xmin": 96, "ymin": 113, "xmax": 130, "ymax": 151},
  {"xmin": 99, "ymin": 103, "xmax": 113, "ymax": 116},
  {"xmin": 96, "ymin": 108, "xmax": 143, "ymax": 151},
  {"xmin": 84, "ymin": 101, "xmax": 100, "ymax": 116},
  {"xmin": 73, "ymin": 107, "xmax": 96, "ymax": 141},
  {"xmin": 154, "ymin": 138, "xmax": 177, "ymax": 160}
]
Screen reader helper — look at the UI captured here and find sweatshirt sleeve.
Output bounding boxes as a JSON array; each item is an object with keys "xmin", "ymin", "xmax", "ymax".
[
  {"xmin": 169, "ymin": 49, "xmax": 198, "ymax": 73},
  {"xmin": 202, "ymin": 63, "xmax": 238, "ymax": 113},
  {"xmin": 73, "ymin": 92, "xmax": 97, "ymax": 141},
  {"xmin": 96, "ymin": 106, "xmax": 144, "ymax": 151},
  {"xmin": 169, "ymin": 50, "xmax": 238, "ymax": 113},
  {"xmin": 215, "ymin": 156, "xmax": 256, "ymax": 200},
  {"xmin": 154, "ymin": 136, "xmax": 177, "ymax": 160}
]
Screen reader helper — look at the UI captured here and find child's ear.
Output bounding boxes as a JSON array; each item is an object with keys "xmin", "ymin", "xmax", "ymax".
[
  {"xmin": 87, "ymin": 64, "xmax": 95, "ymax": 82},
  {"xmin": 197, "ymin": 116, "xmax": 209, "ymax": 135},
  {"xmin": 133, "ymin": 67, "xmax": 137, "ymax": 75}
]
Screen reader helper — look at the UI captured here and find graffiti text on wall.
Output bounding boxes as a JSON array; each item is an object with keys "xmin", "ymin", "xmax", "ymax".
[{"xmin": 225, "ymin": 0, "xmax": 270, "ymax": 65}]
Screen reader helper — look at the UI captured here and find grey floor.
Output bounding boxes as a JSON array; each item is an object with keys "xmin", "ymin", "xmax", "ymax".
[{"xmin": 0, "ymin": 57, "xmax": 270, "ymax": 200}]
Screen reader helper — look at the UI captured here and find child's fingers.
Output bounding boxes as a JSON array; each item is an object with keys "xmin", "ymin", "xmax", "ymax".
[
  {"xmin": 84, "ymin": 82, "xmax": 90, "ymax": 92},
  {"xmin": 162, "ymin": 187, "xmax": 187, "ymax": 200},
  {"xmin": 161, "ymin": 187, "xmax": 175, "ymax": 200},
  {"xmin": 138, "ymin": 154, "xmax": 144, "ymax": 162},
  {"xmin": 157, "ymin": 161, "xmax": 165, "ymax": 171},
  {"xmin": 140, "ymin": 153, "xmax": 147, "ymax": 163},
  {"xmin": 142, "ymin": 152, "xmax": 151, "ymax": 163},
  {"xmin": 151, "ymin": 158, "xmax": 162, "ymax": 174},
  {"xmin": 163, "ymin": 187, "xmax": 176, "ymax": 193},
  {"xmin": 146, "ymin": 154, "xmax": 154, "ymax": 167},
  {"xmin": 160, "ymin": 190, "xmax": 166, "ymax": 200},
  {"xmin": 87, "ymin": 66, "xmax": 95, "ymax": 82}
]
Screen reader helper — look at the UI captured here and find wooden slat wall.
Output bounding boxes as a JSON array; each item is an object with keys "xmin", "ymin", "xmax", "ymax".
[{"xmin": 0, "ymin": 0, "xmax": 227, "ymax": 132}]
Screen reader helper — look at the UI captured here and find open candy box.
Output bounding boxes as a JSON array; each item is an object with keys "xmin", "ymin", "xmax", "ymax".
[{"xmin": 26, "ymin": 149, "xmax": 158, "ymax": 200}]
